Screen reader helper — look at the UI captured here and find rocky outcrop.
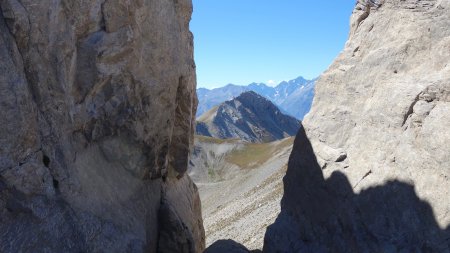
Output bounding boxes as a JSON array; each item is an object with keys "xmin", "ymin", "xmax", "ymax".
[
  {"xmin": 264, "ymin": 0, "xmax": 450, "ymax": 252},
  {"xmin": 0, "ymin": 0, "xmax": 204, "ymax": 252},
  {"xmin": 196, "ymin": 91, "xmax": 300, "ymax": 143}
]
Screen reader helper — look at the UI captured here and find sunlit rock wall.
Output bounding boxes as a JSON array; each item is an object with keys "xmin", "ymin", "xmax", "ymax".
[{"xmin": 264, "ymin": 0, "xmax": 450, "ymax": 252}]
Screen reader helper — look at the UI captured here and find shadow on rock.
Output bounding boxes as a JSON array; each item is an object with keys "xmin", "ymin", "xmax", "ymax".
[
  {"xmin": 204, "ymin": 240, "xmax": 262, "ymax": 253},
  {"xmin": 263, "ymin": 125, "xmax": 450, "ymax": 253}
]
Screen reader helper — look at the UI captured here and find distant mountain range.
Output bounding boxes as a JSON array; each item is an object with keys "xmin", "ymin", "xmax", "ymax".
[
  {"xmin": 196, "ymin": 91, "xmax": 300, "ymax": 143},
  {"xmin": 196, "ymin": 76, "xmax": 316, "ymax": 119}
]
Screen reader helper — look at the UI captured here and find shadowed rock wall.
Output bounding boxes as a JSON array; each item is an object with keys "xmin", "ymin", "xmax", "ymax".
[
  {"xmin": 264, "ymin": 126, "xmax": 450, "ymax": 252},
  {"xmin": 0, "ymin": 0, "xmax": 204, "ymax": 252}
]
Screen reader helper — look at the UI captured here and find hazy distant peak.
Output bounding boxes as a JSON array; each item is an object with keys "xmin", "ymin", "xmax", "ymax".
[{"xmin": 196, "ymin": 76, "xmax": 316, "ymax": 119}]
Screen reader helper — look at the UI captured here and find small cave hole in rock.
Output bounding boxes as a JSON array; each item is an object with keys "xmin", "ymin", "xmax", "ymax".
[
  {"xmin": 53, "ymin": 179, "xmax": 59, "ymax": 190},
  {"xmin": 43, "ymin": 155, "xmax": 51, "ymax": 167}
]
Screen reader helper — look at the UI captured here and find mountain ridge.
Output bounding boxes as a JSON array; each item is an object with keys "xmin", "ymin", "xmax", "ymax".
[
  {"xmin": 197, "ymin": 76, "xmax": 316, "ymax": 119},
  {"xmin": 196, "ymin": 91, "xmax": 300, "ymax": 143}
]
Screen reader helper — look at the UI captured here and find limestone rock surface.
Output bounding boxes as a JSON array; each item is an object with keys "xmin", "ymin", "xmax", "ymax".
[
  {"xmin": 264, "ymin": 0, "xmax": 450, "ymax": 252},
  {"xmin": 0, "ymin": 0, "xmax": 204, "ymax": 252}
]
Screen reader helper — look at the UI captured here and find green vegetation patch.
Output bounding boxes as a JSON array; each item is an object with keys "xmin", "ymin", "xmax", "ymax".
[
  {"xmin": 226, "ymin": 137, "xmax": 294, "ymax": 169},
  {"xmin": 195, "ymin": 135, "xmax": 240, "ymax": 144}
]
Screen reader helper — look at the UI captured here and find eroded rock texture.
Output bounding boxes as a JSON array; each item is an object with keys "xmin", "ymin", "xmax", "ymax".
[
  {"xmin": 0, "ymin": 0, "xmax": 204, "ymax": 252},
  {"xmin": 265, "ymin": 0, "xmax": 450, "ymax": 252}
]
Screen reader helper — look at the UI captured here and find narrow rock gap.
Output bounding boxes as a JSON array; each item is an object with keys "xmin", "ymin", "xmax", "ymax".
[
  {"xmin": 168, "ymin": 76, "xmax": 191, "ymax": 179},
  {"xmin": 99, "ymin": 0, "xmax": 107, "ymax": 32}
]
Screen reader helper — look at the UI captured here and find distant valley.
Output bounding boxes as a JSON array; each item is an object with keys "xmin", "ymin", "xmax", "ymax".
[
  {"xmin": 189, "ymin": 135, "xmax": 294, "ymax": 249},
  {"xmin": 197, "ymin": 76, "xmax": 315, "ymax": 119}
]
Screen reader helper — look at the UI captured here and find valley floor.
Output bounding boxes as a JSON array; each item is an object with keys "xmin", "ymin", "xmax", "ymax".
[{"xmin": 190, "ymin": 137, "xmax": 293, "ymax": 250}]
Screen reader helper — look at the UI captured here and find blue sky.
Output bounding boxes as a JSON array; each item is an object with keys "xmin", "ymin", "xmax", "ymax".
[{"xmin": 191, "ymin": 1, "xmax": 356, "ymax": 89}]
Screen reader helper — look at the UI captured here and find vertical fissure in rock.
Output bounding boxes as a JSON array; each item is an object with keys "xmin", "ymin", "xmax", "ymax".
[
  {"xmin": 168, "ymin": 76, "xmax": 192, "ymax": 178},
  {"xmin": 402, "ymin": 93, "xmax": 421, "ymax": 127},
  {"xmin": 99, "ymin": 0, "xmax": 107, "ymax": 32}
]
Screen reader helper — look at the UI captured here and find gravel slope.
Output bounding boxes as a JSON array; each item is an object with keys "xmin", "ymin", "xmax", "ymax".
[{"xmin": 189, "ymin": 137, "xmax": 293, "ymax": 250}]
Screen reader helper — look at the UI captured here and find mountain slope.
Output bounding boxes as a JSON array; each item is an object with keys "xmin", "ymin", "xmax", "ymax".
[
  {"xmin": 196, "ymin": 77, "xmax": 315, "ymax": 119},
  {"xmin": 196, "ymin": 84, "xmax": 249, "ymax": 118},
  {"xmin": 188, "ymin": 136, "xmax": 294, "ymax": 250},
  {"xmin": 196, "ymin": 91, "xmax": 300, "ymax": 143}
]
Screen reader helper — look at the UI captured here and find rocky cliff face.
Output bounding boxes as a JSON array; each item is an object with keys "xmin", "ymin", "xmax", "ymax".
[
  {"xmin": 265, "ymin": 0, "xmax": 450, "ymax": 252},
  {"xmin": 0, "ymin": 0, "xmax": 204, "ymax": 252},
  {"xmin": 196, "ymin": 91, "xmax": 300, "ymax": 143}
]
